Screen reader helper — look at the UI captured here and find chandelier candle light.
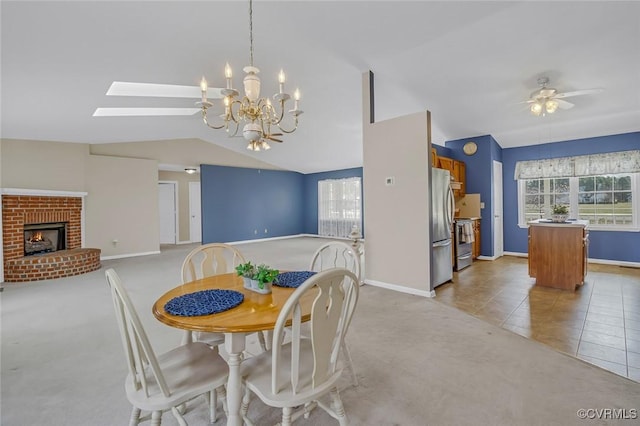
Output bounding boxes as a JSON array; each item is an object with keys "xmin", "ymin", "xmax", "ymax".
[{"xmin": 197, "ymin": 0, "xmax": 303, "ymax": 151}]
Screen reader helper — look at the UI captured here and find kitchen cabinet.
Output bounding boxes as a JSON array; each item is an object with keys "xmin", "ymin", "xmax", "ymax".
[
  {"xmin": 431, "ymin": 147, "xmax": 438, "ymax": 168},
  {"xmin": 472, "ymin": 219, "xmax": 481, "ymax": 259},
  {"xmin": 436, "ymin": 156, "xmax": 466, "ymax": 198},
  {"xmin": 458, "ymin": 162, "xmax": 466, "ymax": 197},
  {"xmin": 528, "ymin": 220, "xmax": 589, "ymax": 291}
]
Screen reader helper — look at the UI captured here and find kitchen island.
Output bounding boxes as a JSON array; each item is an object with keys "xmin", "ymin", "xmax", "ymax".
[{"xmin": 528, "ymin": 219, "xmax": 589, "ymax": 291}]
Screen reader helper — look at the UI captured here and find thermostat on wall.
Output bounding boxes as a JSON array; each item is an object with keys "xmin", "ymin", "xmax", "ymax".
[{"xmin": 385, "ymin": 177, "xmax": 395, "ymax": 186}]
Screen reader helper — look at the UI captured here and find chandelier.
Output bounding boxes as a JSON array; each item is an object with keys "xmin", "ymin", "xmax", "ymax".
[
  {"xmin": 530, "ymin": 98, "xmax": 559, "ymax": 116},
  {"xmin": 197, "ymin": 0, "xmax": 303, "ymax": 151}
]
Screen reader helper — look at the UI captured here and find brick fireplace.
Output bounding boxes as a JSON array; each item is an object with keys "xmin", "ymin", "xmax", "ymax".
[{"xmin": 2, "ymin": 191, "xmax": 101, "ymax": 282}]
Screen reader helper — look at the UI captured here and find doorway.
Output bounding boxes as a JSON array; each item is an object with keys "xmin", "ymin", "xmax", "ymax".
[{"xmin": 158, "ymin": 182, "xmax": 178, "ymax": 244}]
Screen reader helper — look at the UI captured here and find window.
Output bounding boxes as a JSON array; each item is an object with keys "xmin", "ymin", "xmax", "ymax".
[
  {"xmin": 523, "ymin": 177, "xmax": 570, "ymax": 223},
  {"xmin": 518, "ymin": 173, "xmax": 639, "ymax": 230},
  {"xmin": 318, "ymin": 177, "xmax": 362, "ymax": 238}
]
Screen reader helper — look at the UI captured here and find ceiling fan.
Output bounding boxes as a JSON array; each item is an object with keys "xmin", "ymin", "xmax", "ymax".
[
  {"xmin": 92, "ymin": 81, "xmax": 224, "ymax": 117},
  {"xmin": 523, "ymin": 77, "xmax": 603, "ymax": 117}
]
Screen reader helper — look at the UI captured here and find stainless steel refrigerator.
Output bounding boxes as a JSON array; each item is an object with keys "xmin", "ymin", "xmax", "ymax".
[{"xmin": 431, "ymin": 167, "xmax": 454, "ymax": 290}]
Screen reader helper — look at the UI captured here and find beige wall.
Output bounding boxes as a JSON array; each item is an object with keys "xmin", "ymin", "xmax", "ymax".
[
  {"xmin": 1, "ymin": 139, "xmax": 162, "ymax": 260},
  {"xmin": 1, "ymin": 137, "xmax": 278, "ymax": 265},
  {"xmin": 158, "ymin": 170, "xmax": 200, "ymax": 243},
  {"xmin": 362, "ymin": 74, "xmax": 431, "ymax": 294},
  {"xmin": 1, "ymin": 139, "xmax": 88, "ymax": 191},
  {"xmin": 90, "ymin": 138, "xmax": 281, "ymax": 170},
  {"xmin": 85, "ymin": 155, "xmax": 160, "ymax": 257}
]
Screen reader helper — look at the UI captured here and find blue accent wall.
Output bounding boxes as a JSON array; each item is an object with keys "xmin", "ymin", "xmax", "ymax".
[
  {"xmin": 502, "ymin": 131, "xmax": 640, "ymax": 262},
  {"xmin": 200, "ymin": 165, "xmax": 304, "ymax": 243},
  {"xmin": 302, "ymin": 168, "xmax": 364, "ymax": 234},
  {"xmin": 445, "ymin": 135, "xmax": 502, "ymax": 257}
]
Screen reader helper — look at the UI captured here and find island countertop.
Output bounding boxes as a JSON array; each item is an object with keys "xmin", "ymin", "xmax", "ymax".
[{"xmin": 528, "ymin": 219, "xmax": 589, "ymax": 229}]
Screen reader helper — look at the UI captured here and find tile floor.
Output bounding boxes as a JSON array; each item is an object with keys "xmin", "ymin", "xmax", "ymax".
[{"xmin": 434, "ymin": 256, "xmax": 640, "ymax": 382}]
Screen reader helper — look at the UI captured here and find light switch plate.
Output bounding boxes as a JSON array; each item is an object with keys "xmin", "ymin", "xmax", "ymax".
[{"xmin": 480, "ymin": 202, "xmax": 485, "ymax": 209}]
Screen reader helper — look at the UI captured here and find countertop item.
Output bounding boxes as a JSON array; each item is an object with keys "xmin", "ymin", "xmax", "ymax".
[{"xmin": 529, "ymin": 219, "xmax": 589, "ymax": 228}]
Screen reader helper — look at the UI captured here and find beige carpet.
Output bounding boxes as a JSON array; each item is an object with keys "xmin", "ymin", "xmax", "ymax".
[{"xmin": 2, "ymin": 237, "xmax": 639, "ymax": 425}]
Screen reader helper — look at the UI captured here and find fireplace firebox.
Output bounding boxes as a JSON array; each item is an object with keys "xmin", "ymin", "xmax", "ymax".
[{"xmin": 24, "ymin": 222, "xmax": 67, "ymax": 256}]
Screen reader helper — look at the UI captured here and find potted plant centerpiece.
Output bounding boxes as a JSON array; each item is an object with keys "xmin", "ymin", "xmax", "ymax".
[
  {"xmin": 551, "ymin": 204, "xmax": 569, "ymax": 222},
  {"xmin": 235, "ymin": 261, "xmax": 257, "ymax": 290},
  {"xmin": 235, "ymin": 261, "xmax": 278, "ymax": 294}
]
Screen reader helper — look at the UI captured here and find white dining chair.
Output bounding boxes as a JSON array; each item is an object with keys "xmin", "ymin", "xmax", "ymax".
[
  {"xmin": 240, "ymin": 268, "xmax": 360, "ymax": 426},
  {"xmin": 180, "ymin": 243, "xmax": 267, "ymax": 352},
  {"xmin": 309, "ymin": 240, "xmax": 362, "ymax": 386},
  {"xmin": 105, "ymin": 268, "xmax": 229, "ymax": 425}
]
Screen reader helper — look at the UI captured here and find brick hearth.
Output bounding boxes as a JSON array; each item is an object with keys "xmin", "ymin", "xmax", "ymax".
[{"xmin": 2, "ymin": 193, "xmax": 101, "ymax": 282}]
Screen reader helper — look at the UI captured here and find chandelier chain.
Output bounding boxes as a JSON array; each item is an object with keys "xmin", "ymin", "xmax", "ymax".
[{"xmin": 248, "ymin": 0, "xmax": 254, "ymax": 67}]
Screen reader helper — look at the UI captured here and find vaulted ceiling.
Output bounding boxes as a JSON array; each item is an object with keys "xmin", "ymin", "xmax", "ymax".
[{"xmin": 2, "ymin": 1, "xmax": 639, "ymax": 173}]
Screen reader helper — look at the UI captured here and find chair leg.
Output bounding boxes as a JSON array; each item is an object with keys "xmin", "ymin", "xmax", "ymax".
[
  {"xmin": 128, "ymin": 407, "xmax": 141, "ymax": 426},
  {"xmin": 281, "ymin": 406, "xmax": 293, "ymax": 426},
  {"xmin": 240, "ymin": 386, "xmax": 251, "ymax": 417},
  {"xmin": 329, "ymin": 388, "xmax": 348, "ymax": 426},
  {"xmin": 217, "ymin": 385, "xmax": 228, "ymax": 416},
  {"xmin": 150, "ymin": 410, "xmax": 162, "ymax": 426},
  {"xmin": 341, "ymin": 339, "xmax": 359, "ymax": 386},
  {"xmin": 209, "ymin": 389, "xmax": 217, "ymax": 423},
  {"xmin": 170, "ymin": 406, "xmax": 188, "ymax": 426}
]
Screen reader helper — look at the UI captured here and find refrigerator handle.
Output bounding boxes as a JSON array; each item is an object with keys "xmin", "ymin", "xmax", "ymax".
[
  {"xmin": 446, "ymin": 185, "xmax": 455, "ymax": 232},
  {"xmin": 433, "ymin": 239, "xmax": 452, "ymax": 248}
]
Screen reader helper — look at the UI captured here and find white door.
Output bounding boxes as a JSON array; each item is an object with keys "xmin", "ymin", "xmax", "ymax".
[
  {"xmin": 158, "ymin": 183, "xmax": 176, "ymax": 244},
  {"xmin": 189, "ymin": 181, "xmax": 202, "ymax": 243},
  {"xmin": 493, "ymin": 160, "xmax": 504, "ymax": 258}
]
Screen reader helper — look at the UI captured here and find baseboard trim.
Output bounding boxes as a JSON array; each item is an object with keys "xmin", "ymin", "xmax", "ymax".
[
  {"xmin": 477, "ymin": 255, "xmax": 498, "ymax": 261},
  {"xmin": 502, "ymin": 251, "xmax": 639, "ymax": 268},
  {"xmin": 176, "ymin": 240, "xmax": 197, "ymax": 245},
  {"xmin": 101, "ymin": 251, "xmax": 161, "ymax": 261},
  {"xmin": 226, "ymin": 234, "xmax": 308, "ymax": 245},
  {"xmin": 364, "ymin": 279, "xmax": 432, "ymax": 298}
]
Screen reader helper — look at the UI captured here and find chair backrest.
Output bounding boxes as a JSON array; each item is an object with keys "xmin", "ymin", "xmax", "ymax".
[
  {"xmin": 271, "ymin": 268, "xmax": 359, "ymax": 395},
  {"xmin": 181, "ymin": 243, "xmax": 246, "ymax": 283},
  {"xmin": 105, "ymin": 268, "xmax": 171, "ymax": 398},
  {"xmin": 309, "ymin": 241, "xmax": 361, "ymax": 282}
]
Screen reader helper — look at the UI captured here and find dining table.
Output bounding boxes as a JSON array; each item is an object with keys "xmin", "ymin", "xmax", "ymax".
[{"xmin": 152, "ymin": 272, "xmax": 316, "ymax": 426}]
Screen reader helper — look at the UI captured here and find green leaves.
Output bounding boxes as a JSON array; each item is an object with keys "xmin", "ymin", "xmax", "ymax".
[{"xmin": 235, "ymin": 262, "xmax": 278, "ymax": 288}]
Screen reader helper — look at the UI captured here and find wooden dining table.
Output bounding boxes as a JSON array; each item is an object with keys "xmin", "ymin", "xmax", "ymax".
[{"xmin": 152, "ymin": 272, "xmax": 315, "ymax": 426}]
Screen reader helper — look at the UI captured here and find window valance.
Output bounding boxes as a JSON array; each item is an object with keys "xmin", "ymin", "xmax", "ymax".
[{"xmin": 514, "ymin": 150, "xmax": 640, "ymax": 180}]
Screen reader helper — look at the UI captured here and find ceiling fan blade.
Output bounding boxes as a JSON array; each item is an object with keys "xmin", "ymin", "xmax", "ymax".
[
  {"xmin": 554, "ymin": 99, "xmax": 575, "ymax": 110},
  {"xmin": 268, "ymin": 133, "xmax": 283, "ymax": 136},
  {"xmin": 105, "ymin": 81, "xmax": 223, "ymax": 99},
  {"xmin": 266, "ymin": 136, "xmax": 283, "ymax": 143},
  {"xmin": 93, "ymin": 107, "xmax": 200, "ymax": 117},
  {"xmin": 554, "ymin": 88, "xmax": 603, "ymax": 99}
]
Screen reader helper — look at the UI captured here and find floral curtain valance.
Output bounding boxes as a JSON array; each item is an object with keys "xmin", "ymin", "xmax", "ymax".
[{"xmin": 514, "ymin": 150, "xmax": 640, "ymax": 180}]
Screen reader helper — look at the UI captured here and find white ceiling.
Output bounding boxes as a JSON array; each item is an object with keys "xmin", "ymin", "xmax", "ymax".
[{"xmin": 2, "ymin": 1, "xmax": 639, "ymax": 174}]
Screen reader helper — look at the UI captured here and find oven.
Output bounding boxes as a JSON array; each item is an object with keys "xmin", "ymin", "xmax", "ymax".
[{"xmin": 454, "ymin": 220, "xmax": 473, "ymax": 271}]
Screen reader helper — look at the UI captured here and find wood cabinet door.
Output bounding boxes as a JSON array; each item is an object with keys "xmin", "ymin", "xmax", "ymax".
[
  {"xmin": 472, "ymin": 219, "xmax": 481, "ymax": 259},
  {"xmin": 437, "ymin": 157, "xmax": 454, "ymax": 174},
  {"xmin": 459, "ymin": 161, "xmax": 466, "ymax": 197}
]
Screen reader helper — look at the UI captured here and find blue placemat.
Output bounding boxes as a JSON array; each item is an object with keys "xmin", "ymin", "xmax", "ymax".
[
  {"xmin": 165, "ymin": 289, "xmax": 244, "ymax": 317},
  {"xmin": 274, "ymin": 271, "xmax": 317, "ymax": 288}
]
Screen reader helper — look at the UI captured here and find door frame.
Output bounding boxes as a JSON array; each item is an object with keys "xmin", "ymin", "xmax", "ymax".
[
  {"xmin": 158, "ymin": 181, "xmax": 179, "ymax": 244},
  {"xmin": 492, "ymin": 160, "xmax": 504, "ymax": 258},
  {"xmin": 188, "ymin": 181, "xmax": 202, "ymax": 243}
]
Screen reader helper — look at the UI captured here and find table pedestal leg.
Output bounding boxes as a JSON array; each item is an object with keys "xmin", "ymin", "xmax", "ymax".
[{"xmin": 225, "ymin": 332, "xmax": 246, "ymax": 426}]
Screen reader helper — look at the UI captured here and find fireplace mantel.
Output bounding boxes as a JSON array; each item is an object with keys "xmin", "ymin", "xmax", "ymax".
[{"xmin": 1, "ymin": 188, "xmax": 88, "ymax": 197}]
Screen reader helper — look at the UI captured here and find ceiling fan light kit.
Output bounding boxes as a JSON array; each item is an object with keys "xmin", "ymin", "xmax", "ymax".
[
  {"xmin": 525, "ymin": 76, "xmax": 602, "ymax": 117},
  {"xmin": 198, "ymin": 0, "xmax": 302, "ymax": 151}
]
